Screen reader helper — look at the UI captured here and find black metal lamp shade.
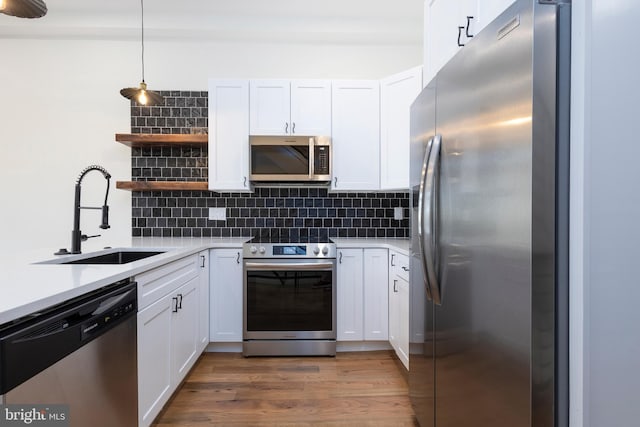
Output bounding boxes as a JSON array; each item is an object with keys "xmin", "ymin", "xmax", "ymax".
[
  {"xmin": 120, "ymin": 82, "xmax": 164, "ymax": 106},
  {"xmin": 0, "ymin": 0, "xmax": 47, "ymax": 18}
]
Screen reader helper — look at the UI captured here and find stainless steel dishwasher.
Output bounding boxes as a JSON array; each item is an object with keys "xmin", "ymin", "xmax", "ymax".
[{"xmin": 0, "ymin": 279, "xmax": 137, "ymax": 426}]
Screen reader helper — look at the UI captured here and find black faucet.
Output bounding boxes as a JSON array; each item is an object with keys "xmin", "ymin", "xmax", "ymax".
[{"xmin": 63, "ymin": 165, "xmax": 112, "ymax": 254}]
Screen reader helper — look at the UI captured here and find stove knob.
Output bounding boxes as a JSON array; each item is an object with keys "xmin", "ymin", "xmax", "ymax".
[
  {"xmin": 322, "ymin": 246, "xmax": 329, "ymax": 255},
  {"xmin": 259, "ymin": 246, "xmax": 266, "ymax": 254},
  {"xmin": 313, "ymin": 246, "xmax": 320, "ymax": 255},
  {"xmin": 250, "ymin": 246, "xmax": 257, "ymax": 254}
]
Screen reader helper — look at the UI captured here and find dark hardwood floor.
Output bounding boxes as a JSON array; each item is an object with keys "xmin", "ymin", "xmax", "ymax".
[{"xmin": 153, "ymin": 351, "xmax": 417, "ymax": 426}]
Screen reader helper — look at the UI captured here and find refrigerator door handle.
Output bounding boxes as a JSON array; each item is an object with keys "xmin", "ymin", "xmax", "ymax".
[
  {"xmin": 418, "ymin": 137, "xmax": 434, "ymax": 301},
  {"xmin": 423, "ymin": 134, "xmax": 442, "ymax": 305}
]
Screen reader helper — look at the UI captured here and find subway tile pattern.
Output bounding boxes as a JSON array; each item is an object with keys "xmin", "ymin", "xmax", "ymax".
[
  {"xmin": 131, "ymin": 188, "xmax": 409, "ymax": 239},
  {"xmin": 129, "ymin": 91, "xmax": 410, "ymax": 239},
  {"xmin": 131, "ymin": 146, "xmax": 208, "ymax": 182},
  {"xmin": 130, "ymin": 91, "xmax": 208, "ymax": 134}
]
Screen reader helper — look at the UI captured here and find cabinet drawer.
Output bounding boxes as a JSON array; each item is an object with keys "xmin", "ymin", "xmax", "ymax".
[
  {"xmin": 390, "ymin": 251, "xmax": 409, "ymax": 282},
  {"xmin": 137, "ymin": 255, "xmax": 200, "ymax": 310}
]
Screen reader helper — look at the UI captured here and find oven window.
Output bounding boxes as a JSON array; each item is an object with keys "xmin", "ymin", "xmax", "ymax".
[
  {"xmin": 251, "ymin": 145, "xmax": 310, "ymax": 175},
  {"xmin": 246, "ymin": 270, "xmax": 333, "ymax": 331}
]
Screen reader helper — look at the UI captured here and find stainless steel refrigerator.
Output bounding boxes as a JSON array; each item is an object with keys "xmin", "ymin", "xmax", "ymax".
[{"xmin": 409, "ymin": 1, "xmax": 570, "ymax": 426}]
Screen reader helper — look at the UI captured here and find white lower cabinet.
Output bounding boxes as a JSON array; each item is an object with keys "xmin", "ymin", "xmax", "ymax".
[
  {"xmin": 171, "ymin": 277, "xmax": 200, "ymax": 386},
  {"xmin": 136, "ymin": 254, "xmax": 206, "ymax": 427},
  {"xmin": 364, "ymin": 249, "xmax": 389, "ymax": 340},
  {"xmin": 209, "ymin": 248, "xmax": 243, "ymax": 342},
  {"xmin": 337, "ymin": 248, "xmax": 388, "ymax": 341},
  {"xmin": 337, "ymin": 249, "xmax": 364, "ymax": 340},
  {"xmin": 197, "ymin": 251, "xmax": 210, "ymax": 352},
  {"xmin": 137, "ymin": 292, "xmax": 172, "ymax": 427},
  {"xmin": 389, "ymin": 251, "xmax": 410, "ymax": 369}
]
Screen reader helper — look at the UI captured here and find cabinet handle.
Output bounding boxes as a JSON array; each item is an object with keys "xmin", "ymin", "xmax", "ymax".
[
  {"xmin": 243, "ymin": 176, "xmax": 247, "ymax": 187},
  {"xmin": 292, "ymin": 122, "xmax": 296, "ymax": 134},
  {"xmin": 391, "ymin": 253, "xmax": 396, "ymax": 266},
  {"xmin": 457, "ymin": 26, "xmax": 465, "ymax": 47},
  {"xmin": 200, "ymin": 255, "xmax": 206, "ymax": 268},
  {"xmin": 466, "ymin": 16, "xmax": 474, "ymax": 38},
  {"xmin": 285, "ymin": 122, "xmax": 289, "ymax": 134},
  {"xmin": 393, "ymin": 279, "xmax": 398, "ymax": 293},
  {"xmin": 339, "ymin": 252, "xmax": 343, "ymax": 264},
  {"xmin": 402, "ymin": 266, "xmax": 409, "ymax": 272},
  {"xmin": 334, "ymin": 177, "xmax": 338, "ymax": 187},
  {"xmin": 236, "ymin": 252, "xmax": 240, "ymax": 264},
  {"xmin": 172, "ymin": 296, "xmax": 179, "ymax": 313},
  {"xmin": 177, "ymin": 293, "xmax": 183, "ymax": 310}
]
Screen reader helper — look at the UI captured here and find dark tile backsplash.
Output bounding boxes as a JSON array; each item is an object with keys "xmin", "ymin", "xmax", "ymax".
[{"xmin": 129, "ymin": 91, "xmax": 409, "ymax": 239}]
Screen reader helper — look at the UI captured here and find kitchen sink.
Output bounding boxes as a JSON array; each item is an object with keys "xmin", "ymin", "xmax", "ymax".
[
  {"xmin": 39, "ymin": 250, "xmax": 166, "ymax": 265},
  {"xmin": 61, "ymin": 251, "xmax": 165, "ymax": 265}
]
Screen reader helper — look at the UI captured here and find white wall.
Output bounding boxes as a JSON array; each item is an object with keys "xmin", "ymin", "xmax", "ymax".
[
  {"xmin": 0, "ymin": 36, "xmax": 420, "ymax": 259},
  {"xmin": 571, "ymin": 0, "xmax": 640, "ymax": 426}
]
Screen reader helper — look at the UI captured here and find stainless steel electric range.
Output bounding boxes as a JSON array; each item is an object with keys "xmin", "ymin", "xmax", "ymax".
[{"xmin": 242, "ymin": 235, "xmax": 337, "ymax": 356}]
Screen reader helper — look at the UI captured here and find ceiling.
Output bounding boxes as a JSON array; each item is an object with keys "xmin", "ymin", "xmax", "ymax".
[{"xmin": 0, "ymin": 0, "xmax": 424, "ymax": 45}]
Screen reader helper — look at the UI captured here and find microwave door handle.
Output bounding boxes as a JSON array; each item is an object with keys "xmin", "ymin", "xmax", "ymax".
[{"xmin": 309, "ymin": 137, "xmax": 314, "ymax": 179}]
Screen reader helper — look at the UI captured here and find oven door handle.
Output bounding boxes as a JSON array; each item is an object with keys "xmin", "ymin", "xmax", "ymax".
[{"xmin": 244, "ymin": 262, "xmax": 334, "ymax": 271}]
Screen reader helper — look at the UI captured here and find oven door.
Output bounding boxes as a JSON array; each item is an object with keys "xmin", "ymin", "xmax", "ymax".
[{"xmin": 243, "ymin": 258, "xmax": 336, "ymax": 340}]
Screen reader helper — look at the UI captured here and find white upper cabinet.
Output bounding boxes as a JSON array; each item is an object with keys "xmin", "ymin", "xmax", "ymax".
[
  {"xmin": 250, "ymin": 79, "xmax": 331, "ymax": 136},
  {"xmin": 380, "ymin": 66, "xmax": 423, "ymax": 190},
  {"xmin": 331, "ymin": 80, "xmax": 380, "ymax": 191},
  {"xmin": 290, "ymin": 80, "xmax": 332, "ymax": 135},
  {"xmin": 208, "ymin": 79, "xmax": 251, "ymax": 192},
  {"xmin": 424, "ymin": 0, "xmax": 477, "ymax": 86},
  {"xmin": 476, "ymin": 0, "xmax": 517, "ymax": 34},
  {"xmin": 423, "ymin": 0, "xmax": 515, "ymax": 86}
]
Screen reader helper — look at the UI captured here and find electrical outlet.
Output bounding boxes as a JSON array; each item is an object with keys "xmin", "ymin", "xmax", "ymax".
[
  {"xmin": 208, "ymin": 208, "xmax": 226, "ymax": 221},
  {"xmin": 394, "ymin": 207, "xmax": 404, "ymax": 221}
]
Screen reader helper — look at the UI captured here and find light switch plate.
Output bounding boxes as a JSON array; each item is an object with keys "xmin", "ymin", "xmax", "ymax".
[{"xmin": 208, "ymin": 208, "xmax": 226, "ymax": 221}]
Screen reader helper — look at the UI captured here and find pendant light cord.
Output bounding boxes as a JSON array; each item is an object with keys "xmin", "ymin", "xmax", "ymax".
[{"xmin": 141, "ymin": 0, "xmax": 145, "ymax": 83}]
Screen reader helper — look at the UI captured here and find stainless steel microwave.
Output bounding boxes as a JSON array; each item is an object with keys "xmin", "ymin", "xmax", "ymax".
[{"xmin": 249, "ymin": 136, "xmax": 331, "ymax": 183}]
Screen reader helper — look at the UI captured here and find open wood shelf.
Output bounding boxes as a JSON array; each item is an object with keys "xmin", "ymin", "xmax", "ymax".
[
  {"xmin": 116, "ymin": 181, "xmax": 209, "ymax": 191},
  {"xmin": 115, "ymin": 133, "xmax": 208, "ymax": 148}
]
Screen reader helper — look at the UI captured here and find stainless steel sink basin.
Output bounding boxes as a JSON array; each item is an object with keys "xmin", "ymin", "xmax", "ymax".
[
  {"xmin": 60, "ymin": 251, "xmax": 165, "ymax": 265},
  {"xmin": 38, "ymin": 249, "xmax": 167, "ymax": 265}
]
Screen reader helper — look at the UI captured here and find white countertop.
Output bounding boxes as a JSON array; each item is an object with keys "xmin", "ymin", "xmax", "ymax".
[
  {"xmin": 0, "ymin": 237, "xmax": 249, "ymax": 325},
  {"xmin": 0, "ymin": 236, "xmax": 409, "ymax": 325},
  {"xmin": 332, "ymin": 238, "xmax": 410, "ymax": 256}
]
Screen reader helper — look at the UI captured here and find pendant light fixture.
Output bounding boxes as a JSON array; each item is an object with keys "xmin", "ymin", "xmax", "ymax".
[
  {"xmin": 0, "ymin": 0, "xmax": 47, "ymax": 18},
  {"xmin": 120, "ymin": 0, "xmax": 164, "ymax": 106}
]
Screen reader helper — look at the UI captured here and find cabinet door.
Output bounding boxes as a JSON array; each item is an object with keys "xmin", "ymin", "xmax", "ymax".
[
  {"xmin": 250, "ymin": 80, "xmax": 291, "ymax": 135},
  {"xmin": 208, "ymin": 79, "xmax": 251, "ymax": 192},
  {"xmin": 331, "ymin": 81, "xmax": 380, "ymax": 191},
  {"xmin": 138, "ymin": 293, "xmax": 173, "ymax": 427},
  {"xmin": 337, "ymin": 249, "xmax": 364, "ymax": 341},
  {"xmin": 476, "ymin": 0, "xmax": 516, "ymax": 35},
  {"xmin": 210, "ymin": 249, "xmax": 243, "ymax": 342},
  {"xmin": 171, "ymin": 277, "xmax": 200, "ymax": 386},
  {"xmin": 290, "ymin": 80, "xmax": 332, "ymax": 136},
  {"xmin": 380, "ymin": 66, "xmax": 423, "ymax": 190},
  {"xmin": 198, "ymin": 251, "xmax": 210, "ymax": 353},
  {"xmin": 389, "ymin": 275, "xmax": 399, "ymax": 350},
  {"xmin": 363, "ymin": 248, "xmax": 389, "ymax": 341},
  {"xmin": 423, "ymin": 0, "xmax": 478, "ymax": 85},
  {"xmin": 397, "ymin": 276, "xmax": 410, "ymax": 370}
]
